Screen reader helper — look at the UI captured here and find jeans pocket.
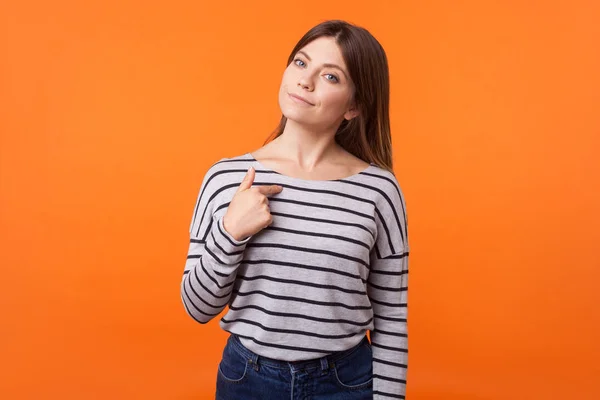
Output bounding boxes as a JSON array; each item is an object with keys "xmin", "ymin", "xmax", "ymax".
[
  {"xmin": 332, "ymin": 341, "xmax": 373, "ymax": 390},
  {"xmin": 217, "ymin": 338, "xmax": 249, "ymax": 384}
]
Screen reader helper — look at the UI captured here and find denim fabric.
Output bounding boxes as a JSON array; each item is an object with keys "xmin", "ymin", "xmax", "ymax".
[{"xmin": 216, "ymin": 333, "xmax": 374, "ymax": 399}]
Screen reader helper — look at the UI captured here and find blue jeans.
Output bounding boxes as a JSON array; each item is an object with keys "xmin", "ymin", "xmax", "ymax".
[{"xmin": 216, "ymin": 333, "xmax": 374, "ymax": 399}]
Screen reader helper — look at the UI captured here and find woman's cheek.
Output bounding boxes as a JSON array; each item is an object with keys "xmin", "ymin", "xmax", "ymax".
[{"xmin": 322, "ymin": 93, "xmax": 345, "ymax": 113}]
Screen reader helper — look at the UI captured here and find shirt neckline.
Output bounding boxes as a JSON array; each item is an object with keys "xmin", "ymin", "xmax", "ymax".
[{"xmin": 245, "ymin": 152, "xmax": 375, "ymax": 183}]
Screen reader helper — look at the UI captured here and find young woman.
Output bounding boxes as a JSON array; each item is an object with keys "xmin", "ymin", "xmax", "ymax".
[{"xmin": 181, "ymin": 19, "xmax": 409, "ymax": 399}]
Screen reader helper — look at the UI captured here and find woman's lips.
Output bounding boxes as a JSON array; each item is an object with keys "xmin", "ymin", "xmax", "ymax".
[{"xmin": 288, "ymin": 93, "xmax": 314, "ymax": 106}]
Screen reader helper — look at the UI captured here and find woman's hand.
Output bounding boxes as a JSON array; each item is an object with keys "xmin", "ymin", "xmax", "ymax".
[{"xmin": 223, "ymin": 167, "xmax": 283, "ymax": 241}]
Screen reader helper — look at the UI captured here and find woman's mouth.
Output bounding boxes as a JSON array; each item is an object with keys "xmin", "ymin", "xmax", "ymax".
[{"xmin": 288, "ymin": 93, "xmax": 314, "ymax": 106}]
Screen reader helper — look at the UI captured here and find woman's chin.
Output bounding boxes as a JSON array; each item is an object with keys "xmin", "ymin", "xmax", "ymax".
[{"xmin": 281, "ymin": 112, "xmax": 315, "ymax": 126}]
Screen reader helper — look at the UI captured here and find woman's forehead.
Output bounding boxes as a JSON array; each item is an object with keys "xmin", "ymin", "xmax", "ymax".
[{"xmin": 298, "ymin": 37, "xmax": 347, "ymax": 68}]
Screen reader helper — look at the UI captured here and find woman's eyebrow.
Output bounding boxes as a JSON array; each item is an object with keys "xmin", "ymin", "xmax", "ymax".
[{"xmin": 297, "ymin": 50, "xmax": 348, "ymax": 79}]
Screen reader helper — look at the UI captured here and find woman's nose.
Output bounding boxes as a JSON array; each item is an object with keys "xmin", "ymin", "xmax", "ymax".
[{"xmin": 297, "ymin": 75, "xmax": 313, "ymax": 91}]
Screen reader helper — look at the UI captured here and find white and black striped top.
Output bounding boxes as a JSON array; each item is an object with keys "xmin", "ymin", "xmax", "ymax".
[{"xmin": 181, "ymin": 152, "xmax": 409, "ymax": 399}]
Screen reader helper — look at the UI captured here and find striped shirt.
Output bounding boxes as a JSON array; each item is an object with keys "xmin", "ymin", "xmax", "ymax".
[{"xmin": 181, "ymin": 152, "xmax": 409, "ymax": 399}]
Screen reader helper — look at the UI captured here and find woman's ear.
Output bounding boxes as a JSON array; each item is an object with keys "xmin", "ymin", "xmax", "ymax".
[{"xmin": 344, "ymin": 103, "xmax": 360, "ymax": 120}]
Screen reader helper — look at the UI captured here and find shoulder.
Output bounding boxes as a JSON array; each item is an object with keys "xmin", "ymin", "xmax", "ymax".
[
  {"xmin": 205, "ymin": 152, "xmax": 253, "ymax": 172},
  {"xmin": 195, "ymin": 152, "xmax": 260, "ymax": 204},
  {"xmin": 364, "ymin": 165, "xmax": 406, "ymax": 207},
  {"xmin": 189, "ymin": 152, "xmax": 255, "ymax": 234},
  {"xmin": 200, "ymin": 152, "xmax": 255, "ymax": 187},
  {"xmin": 366, "ymin": 165, "xmax": 409, "ymax": 253}
]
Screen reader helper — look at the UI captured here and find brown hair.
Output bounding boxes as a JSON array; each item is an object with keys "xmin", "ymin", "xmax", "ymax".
[{"xmin": 263, "ymin": 19, "xmax": 394, "ymax": 174}]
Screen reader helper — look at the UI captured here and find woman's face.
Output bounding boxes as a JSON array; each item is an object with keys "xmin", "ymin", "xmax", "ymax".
[{"xmin": 278, "ymin": 36, "xmax": 358, "ymax": 129}]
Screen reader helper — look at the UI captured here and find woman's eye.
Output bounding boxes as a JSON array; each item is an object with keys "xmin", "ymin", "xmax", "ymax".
[
  {"xmin": 293, "ymin": 59, "xmax": 338, "ymax": 83},
  {"xmin": 325, "ymin": 74, "xmax": 339, "ymax": 83}
]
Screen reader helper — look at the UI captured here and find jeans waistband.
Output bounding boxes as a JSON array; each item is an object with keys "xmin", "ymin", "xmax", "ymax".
[{"xmin": 228, "ymin": 333, "xmax": 370, "ymax": 372}]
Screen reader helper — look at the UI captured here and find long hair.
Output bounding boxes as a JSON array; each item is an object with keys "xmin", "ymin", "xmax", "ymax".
[{"xmin": 263, "ymin": 19, "xmax": 394, "ymax": 173}]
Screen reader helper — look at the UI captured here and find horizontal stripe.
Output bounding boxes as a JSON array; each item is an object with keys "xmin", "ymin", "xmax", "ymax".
[
  {"xmin": 372, "ymin": 342, "xmax": 408, "ymax": 353},
  {"xmin": 373, "ymin": 356, "xmax": 408, "ymax": 369},
  {"xmin": 231, "ymin": 289, "xmax": 372, "ymax": 310},
  {"xmin": 221, "ymin": 317, "xmax": 364, "ymax": 339},
  {"xmin": 236, "ymin": 274, "xmax": 367, "ymax": 295},
  {"xmin": 373, "ymin": 390, "xmax": 405, "ymax": 399},
  {"xmin": 373, "ymin": 374, "xmax": 407, "ymax": 384},
  {"xmin": 227, "ymin": 303, "xmax": 373, "ymax": 326}
]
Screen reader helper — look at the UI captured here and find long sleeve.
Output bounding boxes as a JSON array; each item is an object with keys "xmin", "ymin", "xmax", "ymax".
[
  {"xmin": 368, "ymin": 175, "xmax": 409, "ymax": 399},
  {"xmin": 180, "ymin": 163, "xmax": 253, "ymax": 324}
]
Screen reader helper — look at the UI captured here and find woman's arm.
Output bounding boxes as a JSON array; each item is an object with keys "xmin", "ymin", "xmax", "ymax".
[
  {"xmin": 368, "ymin": 249, "xmax": 409, "ymax": 399},
  {"xmin": 180, "ymin": 164, "xmax": 253, "ymax": 324},
  {"xmin": 368, "ymin": 173, "xmax": 409, "ymax": 399}
]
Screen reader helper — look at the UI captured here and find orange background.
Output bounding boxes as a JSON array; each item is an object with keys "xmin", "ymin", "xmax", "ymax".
[{"xmin": 1, "ymin": 1, "xmax": 599, "ymax": 399}]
